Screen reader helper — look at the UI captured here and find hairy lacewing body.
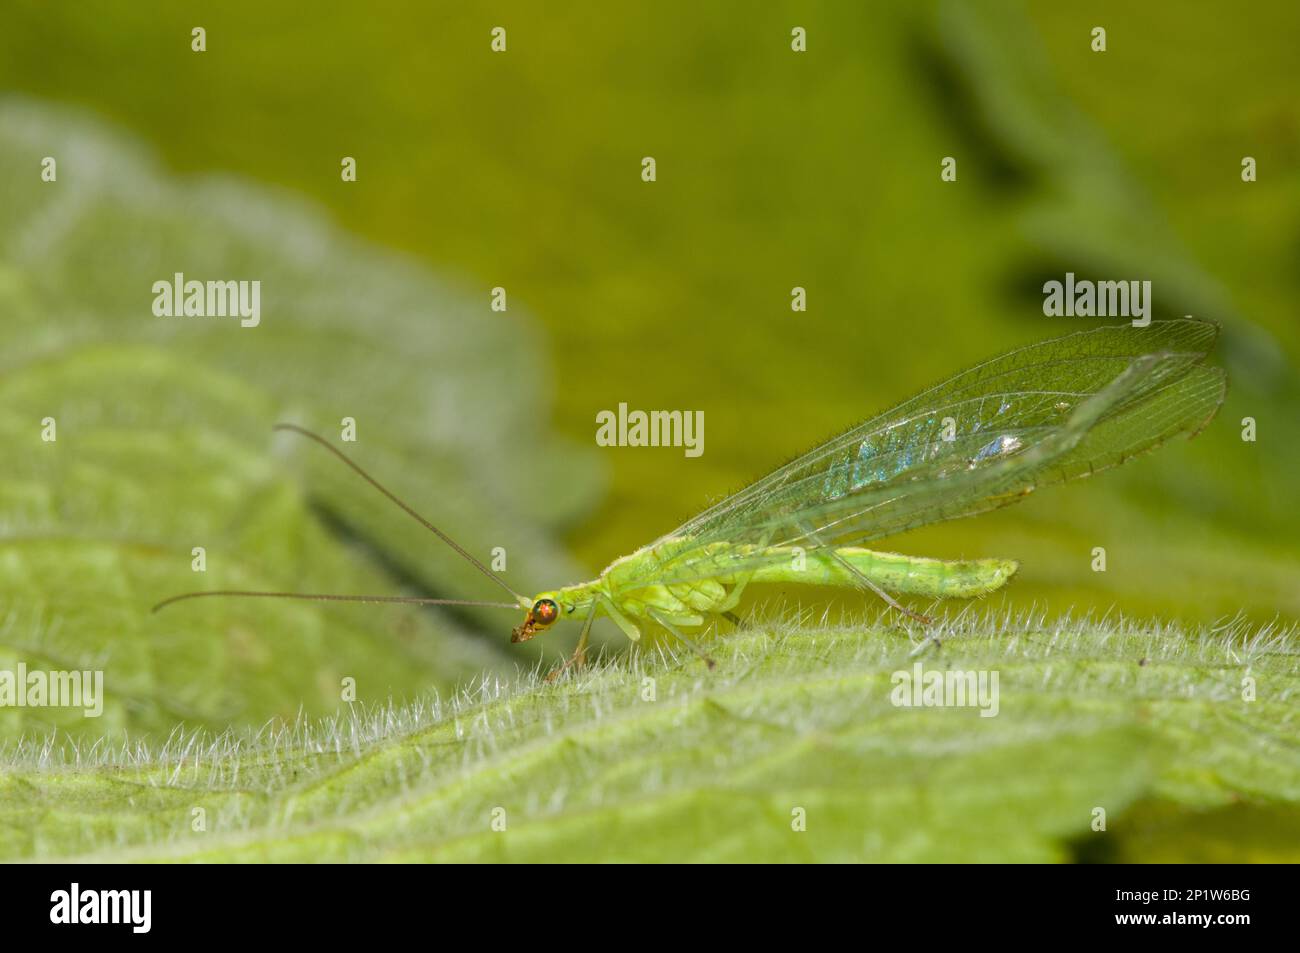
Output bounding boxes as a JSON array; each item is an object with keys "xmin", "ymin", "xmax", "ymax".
[{"xmin": 157, "ymin": 320, "xmax": 1225, "ymax": 674}]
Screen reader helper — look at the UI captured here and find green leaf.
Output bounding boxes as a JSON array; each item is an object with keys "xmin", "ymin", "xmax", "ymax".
[
  {"xmin": 2, "ymin": 612, "xmax": 1295, "ymax": 862},
  {"xmin": 0, "ymin": 99, "xmax": 602, "ymax": 742}
]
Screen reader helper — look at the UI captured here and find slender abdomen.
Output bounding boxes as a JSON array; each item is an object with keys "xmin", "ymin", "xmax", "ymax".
[{"xmin": 747, "ymin": 547, "xmax": 1018, "ymax": 598}]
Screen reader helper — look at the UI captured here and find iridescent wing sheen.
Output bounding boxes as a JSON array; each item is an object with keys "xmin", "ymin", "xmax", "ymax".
[{"xmin": 650, "ymin": 320, "xmax": 1225, "ymax": 587}]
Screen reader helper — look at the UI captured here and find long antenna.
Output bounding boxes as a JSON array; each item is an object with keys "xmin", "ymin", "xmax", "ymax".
[
  {"xmin": 153, "ymin": 591, "xmax": 519, "ymax": 613},
  {"xmin": 272, "ymin": 423, "xmax": 528, "ymax": 604},
  {"xmin": 152, "ymin": 424, "xmax": 533, "ymax": 614}
]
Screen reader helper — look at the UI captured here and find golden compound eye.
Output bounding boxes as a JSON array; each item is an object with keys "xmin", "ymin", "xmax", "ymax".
[{"xmin": 533, "ymin": 599, "xmax": 559, "ymax": 626}]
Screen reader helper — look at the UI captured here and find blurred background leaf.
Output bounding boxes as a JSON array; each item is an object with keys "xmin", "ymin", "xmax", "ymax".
[
  {"xmin": 0, "ymin": 100, "xmax": 600, "ymax": 741},
  {"xmin": 0, "ymin": 0, "xmax": 1297, "ymax": 859}
]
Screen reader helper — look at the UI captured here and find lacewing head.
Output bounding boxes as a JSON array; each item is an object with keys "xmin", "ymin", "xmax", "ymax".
[{"xmin": 512, "ymin": 596, "xmax": 561, "ymax": 643}]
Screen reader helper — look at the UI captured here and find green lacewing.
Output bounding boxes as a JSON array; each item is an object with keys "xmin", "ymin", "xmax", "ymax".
[{"xmin": 156, "ymin": 319, "xmax": 1225, "ymax": 673}]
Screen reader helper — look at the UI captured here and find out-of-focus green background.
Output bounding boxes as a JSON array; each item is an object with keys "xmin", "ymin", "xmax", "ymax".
[{"xmin": 1, "ymin": 1, "xmax": 1297, "ymax": 741}]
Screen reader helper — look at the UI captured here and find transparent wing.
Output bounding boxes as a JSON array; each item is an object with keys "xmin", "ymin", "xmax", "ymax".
[{"xmin": 652, "ymin": 320, "xmax": 1225, "ymax": 586}]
